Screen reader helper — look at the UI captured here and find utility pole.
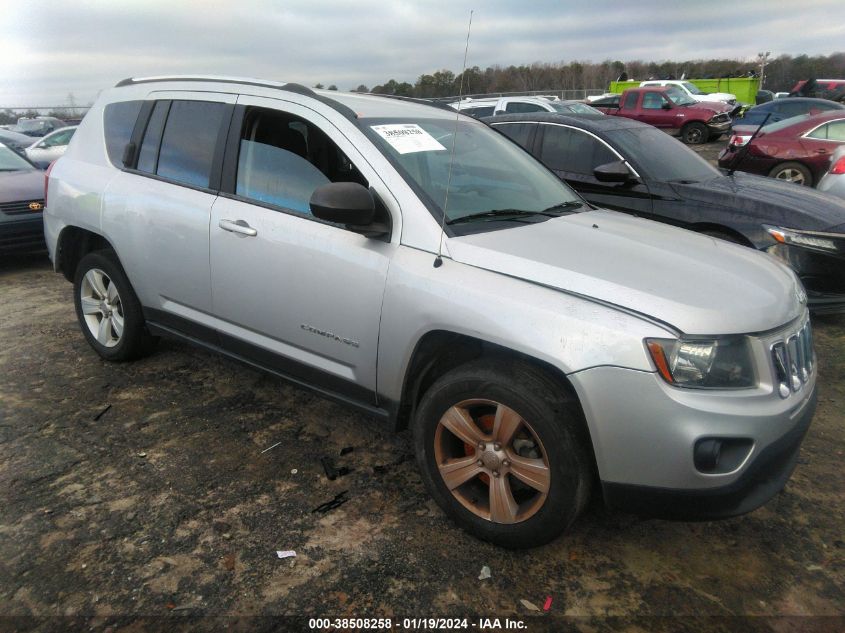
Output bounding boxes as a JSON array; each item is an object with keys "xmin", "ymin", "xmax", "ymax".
[{"xmin": 757, "ymin": 51, "xmax": 771, "ymax": 88}]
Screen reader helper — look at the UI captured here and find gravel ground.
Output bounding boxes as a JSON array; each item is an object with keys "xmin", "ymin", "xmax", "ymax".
[{"xmin": 1, "ymin": 139, "xmax": 843, "ymax": 632}]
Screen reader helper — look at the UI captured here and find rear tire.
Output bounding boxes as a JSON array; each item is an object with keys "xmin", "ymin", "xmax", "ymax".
[
  {"xmin": 769, "ymin": 161, "xmax": 812, "ymax": 186},
  {"xmin": 413, "ymin": 359, "xmax": 592, "ymax": 548},
  {"xmin": 682, "ymin": 122, "xmax": 708, "ymax": 144},
  {"xmin": 73, "ymin": 250, "xmax": 157, "ymax": 361}
]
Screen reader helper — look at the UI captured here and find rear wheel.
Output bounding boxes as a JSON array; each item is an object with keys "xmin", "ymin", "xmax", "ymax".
[
  {"xmin": 73, "ymin": 250, "xmax": 157, "ymax": 361},
  {"xmin": 682, "ymin": 122, "xmax": 708, "ymax": 144},
  {"xmin": 413, "ymin": 359, "xmax": 592, "ymax": 548},
  {"xmin": 769, "ymin": 161, "xmax": 812, "ymax": 186}
]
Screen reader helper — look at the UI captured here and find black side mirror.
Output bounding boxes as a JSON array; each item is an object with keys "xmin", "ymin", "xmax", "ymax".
[
  {"xmin": 594, "ymin": 160, "xmax": 633, "ymax": 183},
  {"xmin": 310, "ymin": 182, "xmax": 388, "ymax": 237},
  {"xmin": 661, "ymin": 101, "xmax": 672, "ymax": 110}
]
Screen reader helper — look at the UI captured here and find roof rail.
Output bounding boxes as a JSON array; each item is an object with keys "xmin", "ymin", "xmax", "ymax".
[{"xmin": 113, "ymin": 75, "xmax": 358, "ymax": 121}]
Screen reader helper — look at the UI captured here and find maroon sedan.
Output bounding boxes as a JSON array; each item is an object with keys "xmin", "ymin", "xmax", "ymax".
[{"xmin": 718, "ymin": 110, "xmax": 845, "ymax": 186}]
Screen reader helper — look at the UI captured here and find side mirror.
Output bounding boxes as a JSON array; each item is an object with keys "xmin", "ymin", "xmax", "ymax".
[
  {"xmin": 310, "ymin": 182, "xmax": 388, "ymax": 237},
  {"xmin": 661, "ymin": 101, "xmax": 672, "ymax": 110},
  {"xmin": 594, "ymin": 160, "xmax": 633, "ymax": 183}
]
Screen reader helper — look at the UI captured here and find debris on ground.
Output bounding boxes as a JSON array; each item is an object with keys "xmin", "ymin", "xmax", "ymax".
[
  {"xmin": 520, "ymin": 599, "xmax": 540, "ymax": 612},
  {"xmin": 93, "ymin": 404, "xmax": 112, "ymax": 421},
  {"xmin": 321, "ymin": 456, "xmax": 350, "ymax": 481},
  {"xmin": 543, "ymin": 596, "xmax": 552, "ymax": 611},
  {"xmin": 311, "ymin": 490, "xmax": 350, "ymax": 514},
  {"xmin": 222, "ymin": 554, "xmax": 235, "ymax": 571},
  {"xmin": 290, "ymin": 468, "xmax": 298, "ymax": 475},
  {"xmin": 340, "ymin": 446, "xmax": 354, "ymax": 456},
  {"xmin": 373, "ymin": 453, "xmax": 412, "ymax": 475},
  {"xmin": 478, "ymin": 565, "xmax": 491, "ymax": 580},
  {"xmin": 260, "ymin": 441, "xmax": 282, "ymax": 454},
  {"xmin": 137, "ymin": 452, "xmax": 147, "ymax": 458},
  {"xmin": 276, "ymin": 550, "xmax": 297, "ymax": 559}
]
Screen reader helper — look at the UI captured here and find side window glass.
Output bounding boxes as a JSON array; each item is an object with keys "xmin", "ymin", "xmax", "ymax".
[
  {"xmin": 505, "ymin": 102, "xmax": 545, "ymax": 113},
  {"xmin": 234, "ymin": 107, "xmax": 368, "ymax": 217},
  {"xmin": 103, "ymin": 100, "xmax": 143, "ymax": 166},
  {"xmin": 156, "ymin": 100, "xmax": 226, "ymax": 188},
  {"xmin": 495, "ymin": 123, "xmax": 534, "ymax": 150},
  {"xmin": 538, "ymin": 125, "xmax": 574, "ymax": 171},
  {"xmin": 136, "ymin": 101, "xmax": 169, "ymax": 174},
  {"xmin": 621, "ymin": 92, "xmax": 638, "ymax": 110},
  {"xmin": 642, "ymin": 93, "xmax": 664, "ymax": 109},
  {"xmin": 807, "ymin": 124, "xmax": 829, "ymax": 140}
]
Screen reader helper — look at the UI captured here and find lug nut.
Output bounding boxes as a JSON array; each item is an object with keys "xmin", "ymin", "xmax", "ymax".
[
  {"xmin": 478, "ymin": 442, "xmax": 485, "ymax": 449},
  {"xmin": 493, "ymin": 443, "xmax": 501, "ymax": 450},
  {"xmin": 502, "ymin": 460, "xmax": 510, "ymax": 467},
  {"xmin": 492, "ymin": 470, "xmax": 500, "ymax": 477},
  {"xmin": 477, "ymin": 459, "xmax": 483, "ymax": 466}
]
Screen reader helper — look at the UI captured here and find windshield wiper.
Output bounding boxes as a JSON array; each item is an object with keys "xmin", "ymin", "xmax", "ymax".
[
  {"xmin": 447, "ymin": 202, "xmax": 584, "ymax": 226},
  {"xmin": 446, "ymin": 209, "xmax": 545, "ymax": 225}
]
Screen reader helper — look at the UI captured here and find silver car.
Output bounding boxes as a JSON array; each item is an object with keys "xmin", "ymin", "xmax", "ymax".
[
  {"xmin": 25, "ymin": 126, "xmax": 77, "ymax": 169},
  {"xmin": 43, "ymin": 76, "xmax": 816, "ymax": 548},
  {"xmin": 818, "ymin": 145, "xmax": 845, "ymax": 199}
]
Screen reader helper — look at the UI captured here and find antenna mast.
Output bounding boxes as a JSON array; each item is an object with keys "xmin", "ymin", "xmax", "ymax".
[{"xmin": 434, "ymin": 9, "xmax": 473, "ymax": 268}]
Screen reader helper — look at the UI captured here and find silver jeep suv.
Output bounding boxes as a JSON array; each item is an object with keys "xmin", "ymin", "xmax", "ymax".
[{"xmin": 44, "ymin": 76, "xmax": 817, "ymax": 548}]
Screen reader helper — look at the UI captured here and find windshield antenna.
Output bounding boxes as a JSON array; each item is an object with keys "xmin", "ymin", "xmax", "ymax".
[{"xmin": 434, "ymin": 9, "xmax": 473, "ymax": 268}]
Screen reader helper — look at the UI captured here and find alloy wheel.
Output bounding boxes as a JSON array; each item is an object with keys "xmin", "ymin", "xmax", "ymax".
[
  {"xmin": 774, "ymin": 168, "xmax": 806, "ymax": 185},
  {"xmin": 433, "ymin": 399, "xmax": 550, "ymax": 524},
  {"xmin": 79, "ymin": 268, "xmax": 124, "ymax": 348}
]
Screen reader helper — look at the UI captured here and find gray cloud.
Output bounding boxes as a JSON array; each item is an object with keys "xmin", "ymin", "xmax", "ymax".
[{"xmin": 2, "ymin": 0, "xmax": 843, "ymax": 106}]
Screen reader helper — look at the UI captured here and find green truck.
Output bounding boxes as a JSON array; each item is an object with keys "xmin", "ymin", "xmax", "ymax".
[{"xmin": 609, "ymin": 78, "xmax": 760, "ymax": 106}]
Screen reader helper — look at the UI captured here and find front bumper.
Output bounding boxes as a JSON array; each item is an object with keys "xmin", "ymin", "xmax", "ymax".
[
  {"xmin": 0, "ymin": 216, "xmax": 46, "ymax": 253},
  {"xmin": 569, "ymin": 329, "xmax": 817, "ymax": 519},
  {"xmin": 706, "ymin": 119, "xmax": 732, "ymax": 135}
]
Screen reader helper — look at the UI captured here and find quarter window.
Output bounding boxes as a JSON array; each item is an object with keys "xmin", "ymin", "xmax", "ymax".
[
  {"xmin": 103, "ymin": 100, "xmax": 143, "ymax": 166},
  {"xmin": 807, "ymin": 120, "xmax": 845, "ymax": 141},
  {"xmin": 136, "ymin": 101, "xmax": 169, "ymax": 174}
]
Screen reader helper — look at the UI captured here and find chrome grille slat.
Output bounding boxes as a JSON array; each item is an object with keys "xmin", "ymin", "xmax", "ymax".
[{"xmin": 771, "ymin": 320, "xmax": 814, "ymax": 398}]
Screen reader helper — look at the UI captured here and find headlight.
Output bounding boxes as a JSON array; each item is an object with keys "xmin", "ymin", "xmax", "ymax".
[
  {"xmin": 764, "ymin": 225, "xmax": 842, "ymax": 254},
  {"xmin": 646, "ymin": 337, "xmax": 755, "ymax": 388}
]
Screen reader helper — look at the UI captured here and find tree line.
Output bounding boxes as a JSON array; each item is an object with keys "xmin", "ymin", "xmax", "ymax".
[{"xmin": 344, "ymin": 52, "xmax": 845, "ymax": 98}]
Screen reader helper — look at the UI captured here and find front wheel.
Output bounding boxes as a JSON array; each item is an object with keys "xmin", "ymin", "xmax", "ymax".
[
  {"xmin": 413, "ymin": 359, "xmax": 592, "ymax": 548},
  {"xmin": 681, "ymin": 122, "xmax": 708, "ymax": 145},
  {"xmin": 769, "ymin": 161, "xmax": 812, "ymax": 186},
  {"xmin": 73, "ymin": 250, "xmax": 157, "ymax": 361}
]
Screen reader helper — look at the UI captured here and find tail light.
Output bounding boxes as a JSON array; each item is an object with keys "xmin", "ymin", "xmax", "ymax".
[
  {"xmin": 44, "ymin": 160, "xmax": 57, "ymax": 207},
  {"xmin": 830, "ymin": 155, "xmax": 845, "ymax": 175},
  {"xmin": 729, "ymin": 134, "xmax": 751, "ymax": 147}
]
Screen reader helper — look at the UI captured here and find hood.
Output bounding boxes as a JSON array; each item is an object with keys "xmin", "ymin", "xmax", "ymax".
[
  {"xmin": 447, "ymin": 209, "xmax": 802, "ymax": 335},
  {"xmin": 697, "ymin": 93, "xmax": 736, "ymax": 102},
  {"xmin": 674, "ymin": 171, "xmax": 845, "ymax": 232},
  {"xmin": 689, "ymin": 101, "xmax": 732, "ymax": 114},
  {"xmin": 0, "ymin": 169, "xmax": 44, "ymax": 205}
]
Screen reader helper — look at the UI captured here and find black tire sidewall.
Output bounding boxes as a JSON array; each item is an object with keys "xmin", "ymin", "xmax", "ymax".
[
  {"xmin": 413, "ymin": 361, "xmax": 591, "ymax": 549},
  {"xmin": 682, "ymin": 122, "xmax": 707, "ymax": 144},
  {"xmin": 73, "ymin": 251, "xmax": 149, "ymax": 361}
]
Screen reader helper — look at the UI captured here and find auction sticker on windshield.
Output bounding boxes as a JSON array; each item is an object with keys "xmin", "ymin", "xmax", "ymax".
[{"xmin": 371, "ymin": 124, "xmax": 446, "ymax": 154}]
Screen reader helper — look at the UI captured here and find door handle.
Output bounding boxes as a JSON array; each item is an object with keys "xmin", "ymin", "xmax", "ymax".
[{"xmin": 219, "ymin": 219, "xmax": 257, "ymax": 237}]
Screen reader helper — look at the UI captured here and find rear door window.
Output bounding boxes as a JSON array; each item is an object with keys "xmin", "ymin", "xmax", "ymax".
[
  {"xmin": 155, "ymin": 100, "xmax": 227, "ymax": 189},
  {"xmin": 621, "ymin": 92, "xmax": 639, "ymax": 110},
  {"xmin": 505, "ymin": 102, "xmax": 546, "ymax": 114},
  {"xmin": 540, "ymin": 125, "xmax": 616, "ymax": 175}
]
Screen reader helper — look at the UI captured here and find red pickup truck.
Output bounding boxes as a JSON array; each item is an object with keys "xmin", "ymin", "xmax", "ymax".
[{"xmin": 592, "ymin": 86, "xmax": 733, "ymax": 144}]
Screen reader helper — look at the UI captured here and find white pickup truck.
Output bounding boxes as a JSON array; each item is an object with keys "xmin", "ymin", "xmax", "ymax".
[{"xmin": 639, "ymin": 80, "xmax": 737, "ymax": 106}]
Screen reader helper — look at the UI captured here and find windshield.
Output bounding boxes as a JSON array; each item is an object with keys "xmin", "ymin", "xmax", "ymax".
[
  {"xmin": 665, "ymin": 86, "xmax": 697, "ymax": 106},
  {"xmin": 550, "ymin": 102, "xmax": 604, "ymax": 115},
  {"xmin": 0, "ymin": 144, "xmax": 35, "ymax": 171},
  {"xmin": 362, "ymin": 117, "xmax": 583, "ymax": 225},
  {"xmin": 609, "ymin": 126, "xmax": 719, "ymax": 183},
  {"xmin": 681, "ymin": 82, "xmax": 703, "ymax": 95}
]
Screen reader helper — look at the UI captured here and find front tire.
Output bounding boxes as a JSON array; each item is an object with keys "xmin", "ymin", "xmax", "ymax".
[
  {"xmin": 73, "ymin": 250, "xmax": 156, "ymax": 361},
  {"xmin": 681, "ymin": 122, "xmax": 708, "ymax": 144},
  {"xmin": 413, "ymin": 359, "xmax": 592, "ymax": 548},
  {"xmin": 769, "ymin": 161, "xmax": 812, "ymax": 186}
]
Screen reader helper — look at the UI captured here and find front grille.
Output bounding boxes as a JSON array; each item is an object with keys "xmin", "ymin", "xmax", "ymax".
[
  {"xmin": 771, "ymin": 322, "xmax": 814, "ymax": 398},
  {"xmin": 0, "ymin": 199, "xmax": 44, "ymax": 215}
]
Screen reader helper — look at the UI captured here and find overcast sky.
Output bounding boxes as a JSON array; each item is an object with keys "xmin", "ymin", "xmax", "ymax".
[{"xmin": 2, "ymin": 0, "xmax": 843, "ymax": 107}]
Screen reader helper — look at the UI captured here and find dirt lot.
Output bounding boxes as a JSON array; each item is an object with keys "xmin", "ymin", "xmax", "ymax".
[{"xmin": 1, "ymin": 140, "xmax": 844, "ymax": 632}]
